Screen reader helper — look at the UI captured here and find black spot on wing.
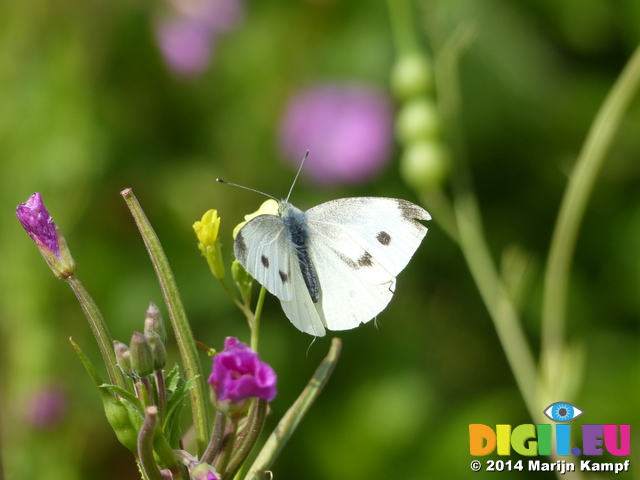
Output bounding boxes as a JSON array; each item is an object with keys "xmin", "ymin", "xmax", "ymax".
[
  {"xmin": 358, "ymin": 252, "xmax": 373, "ymax": 267},
  {"xmin": 377, "ymin": 231, "xmax": 391, "ymax": 245},
  {"xmin": 235, "ymin": 231, "xmax": 247, "ymax": 263},
  {"xmin": 261, "ymin": 255, "xmax": 269, "ymax": 268},
  {"xmin": 279, "ymin": 270, "xmax": 289, "ymax": 283}
]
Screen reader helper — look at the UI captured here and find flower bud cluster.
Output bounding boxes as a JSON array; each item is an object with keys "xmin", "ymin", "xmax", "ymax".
[
  {"xmin": 115, "ymin": 302, "xmax": 168, "ymax": 380},
  {"xmin": 391, "ymin": 52, "xmax": 450, "ymax": 192}
]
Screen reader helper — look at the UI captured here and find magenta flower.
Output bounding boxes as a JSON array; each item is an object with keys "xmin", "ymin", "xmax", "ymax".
[
  {"xmin": 155, "ymin": 0, "xmax": 245, "ymax": 77},
  {"xmin": 16, "ymin": 193, "xmax": 76, "ymax": 278},
  {"xmin": 208, "ymin": 337, "xmax": 277, "ymax": 409},
  {"xmin": 279, "ymin": 84, "xmax": 394, "ymax": 185}
]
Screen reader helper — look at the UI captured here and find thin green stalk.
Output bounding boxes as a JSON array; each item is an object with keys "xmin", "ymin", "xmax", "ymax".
[
  {"xmin": 540, "ymin": 44, "xmax": 640, "ymax": 398},
  {"xmin": 121, "ymin": 188, "xmax": 210, "ymax": 456},
  {"xmin": 245, "ymin": 338, "xmax": 342, "ymax": 480},
  {"xmin": 138, "ymin": 407, "xmax": 164, "ymax": 480},
  {"xmin": 387, "ymin": 0, "xmax": 421, "ymax": 55},
  {"xmin": 454, "ymin": 195, "xmax": 538, "ymax": 417},
  {"xmin": 67, "ymin": 275, "xmax": 127, "ymax": 390},
  {"xmin": 432, "ymin": 22, "xmax": 539, "ymax": 418},
  {"xmin": 251, "ymin": 287, "xmax": 267, "ymax": 352}
]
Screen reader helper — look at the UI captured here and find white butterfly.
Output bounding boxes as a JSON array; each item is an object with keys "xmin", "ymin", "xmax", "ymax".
[
  {"xmin": 219, "ymin": 153, "xmax": 430, "ymax": 336},
  {"xmin": 231, "ymin": 193, "xmax": 430, "ymax": 336}
]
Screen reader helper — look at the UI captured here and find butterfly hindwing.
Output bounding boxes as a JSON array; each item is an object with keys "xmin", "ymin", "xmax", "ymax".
[
  {"xmin": 309, "ymin": 236, "xmax": 395, "ymax": 330},
  {"xmin": 278, "ymin": 261, "xmax": 327, "ymax": 336}
]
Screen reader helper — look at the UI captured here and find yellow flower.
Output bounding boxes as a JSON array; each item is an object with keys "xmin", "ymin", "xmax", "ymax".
[
  {"xmin": 232, "ymin": 199, "xmax": 279, "ymax": 238},
  {"xmin": 193, "ymin": 209, "xmax": 221, "ymax": 247},
  {"xmin": 193, "ymin": 209, "xmax": 224, "ymax": 279}
]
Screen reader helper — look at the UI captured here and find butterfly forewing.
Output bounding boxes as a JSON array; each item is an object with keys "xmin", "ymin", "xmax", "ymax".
[
  {"xmin": 234, "ymin": 215, "xmax": 294, "ymax": 302},
  {"xmin": 306, "ymin": 197, "xmax": 430, "ymax": 278}
]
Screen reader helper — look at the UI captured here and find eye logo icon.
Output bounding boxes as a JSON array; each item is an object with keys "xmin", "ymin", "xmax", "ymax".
[{"xmin": 544, "ymin": 402, "xmax": 584, "ymax": 422}]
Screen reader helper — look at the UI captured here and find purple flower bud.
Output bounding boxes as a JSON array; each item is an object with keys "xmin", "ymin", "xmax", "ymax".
[
  {"xmin": 279, "ymin": 84, "xmax": 394, "ymax": 185},
  {"xmin": 208, "ymin": 337, "xmax": 277, "ymax": 410},
  {"xmin": 16, "ymin": 193, "xmax": 76, "ymax": 278},
  {"xmin": 16, "ymin": 193, "xmax": 60, "ymax": 257}
]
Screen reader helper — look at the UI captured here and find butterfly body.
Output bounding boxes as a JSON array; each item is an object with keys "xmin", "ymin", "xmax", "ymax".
[{"xmin": 235, "ymin": 197, "xmax": 430, "ymax": 336}]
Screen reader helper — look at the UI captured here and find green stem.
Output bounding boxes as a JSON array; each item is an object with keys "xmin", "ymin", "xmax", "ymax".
[
  {"xmin": 245, "ymin": 338, "xmax": 342, "ymax": 480},
  {"xmin": 225, "ymin": 400, "xmax": 268, "ymax": 480},
  {"xmin": 121, "ymin": 188, "xmax": 210, "ymax": 456},
  {"xmin": 453, "ymin": 195, "xmax": 538, "ymax": 416},
  {"xmin": 138, "ymin": 407, "xmax": 164, "ymax": 480},
  {"xmin": 387, "ymin": 0, "xmax": 421, "ymax": 55},
  {"xmin": 67, "ymin": 275, "xmax": 127, "ymax": 390},
  {"xmin": 433, "ymin": 23, "xmax": 539, "ymax": 418},
  {"xmin": 250, "ymin": 287, "xmax": 267, "ymax": 352},
  {"xmin": 540, "ymin": 43, "xmax": 640, "ymax": 399}
]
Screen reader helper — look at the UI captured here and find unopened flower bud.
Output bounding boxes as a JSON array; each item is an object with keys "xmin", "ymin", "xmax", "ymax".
[
  {"xmin": 114, "ymin": 340, "xmax": 134, "ymax": 377},
  {"xmin": 16, "ymin": 193, "xmax": 77, "ymax": 279},
  {"xmin": 400, "ymin": 140, "xmax": 450, "ymax": 192},
  {"xmin": 146, "ymin": 331, "xmax": 167, "ymax": 371},
  {"xmin": 144, "ymin": 302, "xmax": 167, "ymax": 344},
  {"xmin": 194, "ymin": 209, "xmax": 225, "ymax": 279},
  {"xmin": 231, "ymin": 259, "xmax": 253, "ymax": 303},
  {"xmin": 391, "ymin": 52, "xmax": 433, "ymax": 100},
  {"xmin": 190, "ymin": 463, "xmax": 221, "ymax": 480},
  {"xmin": 130, "ymin": 331, "xmax": 154, "ymax": 377}
]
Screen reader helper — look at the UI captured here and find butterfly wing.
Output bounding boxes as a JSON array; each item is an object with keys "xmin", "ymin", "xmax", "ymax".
[
  {"xmin": 278, "ymin": 264, "xmax": 327, "ymax": 336},
  {"xmin": 235, "ymin": 213, "xmax": 327, "ymax": 336},
  {"xmin": 306, "ymin": 197, "xmax": 430, "ymax": 330},
  {"xmin": 234, "ymin": 214, "xmax": 294, "ymax": 302}
]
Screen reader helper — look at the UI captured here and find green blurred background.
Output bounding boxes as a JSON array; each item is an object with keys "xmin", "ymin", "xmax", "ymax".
[{"xmin": 1, "ymin": 0, "xmax": 639, "ymax": 479}]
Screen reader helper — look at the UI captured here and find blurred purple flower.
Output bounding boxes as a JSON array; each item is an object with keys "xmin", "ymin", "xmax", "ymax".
[
  {"xmin": 16, "ymin": 193, "xmax": 60, "ymax": 258},
  {"xmin": 208, "ymin": 337, "xmax": 277, "ymax": 407},
  {"xmin": 26, "ymin": 386, "xmax": 67, "ymax": 429},
  {"xmin": 156, "ymin": 18, "xmax": 215, "ymax": 77},
  {"xmin": 279, "ymin": 84, "xmax": 394, "ymax": 185},
  {"xmin": 156, "ymin": 0, "xmax": 245, "ymax": 77}
]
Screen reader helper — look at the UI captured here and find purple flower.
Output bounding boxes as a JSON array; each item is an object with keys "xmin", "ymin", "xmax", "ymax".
[
  {"xmin": 208, "ymin": 337, "xmax": 277, "ymax": 408},
  {"xmin": 155, "ymin": 0, "xmax": 245, "ymax": 77},
  {"xmin": 16, "ymin": 193, "xmax": 77, "ymax": 278},
  {"xmin": 16, "ymin": 193, "xmax": 60, "ymax": 258},
  {"xmin": 26, "ymin": 386, "xmax": 68, "ymax": 429},
  {"xmin": 279, "ymin": 84, "xmax": 394, "ymax": 185}
]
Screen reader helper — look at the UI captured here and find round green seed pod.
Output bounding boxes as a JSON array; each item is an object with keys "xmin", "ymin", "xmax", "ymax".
[
  {"xmin": 391, "ymin": 53, "xmax": 433, "ymax": 100},
  {"xmin": 400, "ymin": 140, "xmax": 450, "ymax": 192},
  {"xmin": 396, "ymin": 97, "xmax": 440, "ymax": 144}
]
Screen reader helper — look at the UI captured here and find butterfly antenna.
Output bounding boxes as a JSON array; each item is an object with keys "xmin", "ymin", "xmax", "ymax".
[
  {"xmin": 285, "ymin": 150, "xmax": 309, "ymax": 203},
  {"xmin": 216, "ymin": 178, "xmax": 278, "ymax": 201}
]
